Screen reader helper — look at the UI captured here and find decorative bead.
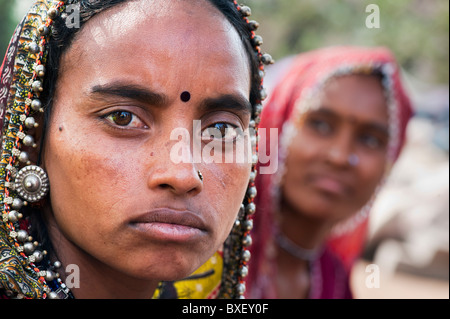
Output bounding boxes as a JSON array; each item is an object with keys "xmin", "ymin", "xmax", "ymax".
[
  {"xmin": 31, "ymin": 99, "xmax": 42, "ymax": 112},
  {"xmin": 33, "ymin": 250, "xmax": 44, "ymax": 263},
  {"xmin": 254, "ymin": 104, "xmax": 263, "ymax": 117},
  {"xmin": 252, "ymin": 35, "xmax": 263, "ymax": 47},
  {"xmin": 242, "ymin": 234, "xmax": 252, "ymax": 247},
  {"xmin": 45, "ymin": 270, "xmax": 56, "ymax": 282},
  {"xmin": 241, "ymin": 249, "xmax": 251, "ymax": 262},
  {"xmin": 247, "ymin": 186, "xmax": 257, "ymax": 199},
  {"xmin": 259, "ymin": 88, "xmax": 267, "ymax": 101},
  {"xmin": 38, "ymin": 25, "xmax": 50, "ymax": 36},
  {"xmin": 247, "ymin": 20, "xmax": 259, "ymax": 31},
  {"xmin": 35, "ymin": 64, "xmax": 45, "ymax": 77},
  {"xmin": 53, "ymin": 261, "xmax": 62, "ymax": 268},
  {"xmin": 28, "ymin": 42, "xmax": 40, "ymax": 54},
  {"xmin": 11, "ymin": 198, "xmax": 24, "ymax": 210},
  {"xmin": 261, "ymin": 53, "xmax": 274, "ymax": 65},
  {"xmin": 17, "ymin": 230, "xmax": 29, "ymax": 242},
  {"xmin": 23, "ymin": 135, "xmax": 36, "ymax": 148},
  {"xmin": 25, "ymin": 117, "xmax": 38, "ymax": 128},
  {"xmin": 239, "ymin": 266, "xmax": 249, "ymax": 277},
  {"xmin": 243, "ymin": 220, "xmax": 253, "ymax": 231},
  {"xmin": 8, "ymin": 210, "xmax": 19, "ymax": 223},
  {"xmin": 246, "ymin": 202, "xmax": 256, "ymax": 215},
  {"xmin": 12, "ymin": 148, "xmax": 21, "ymax": 157},
  {"xmin": 32, "ymin": 81, "xmax": 43, "ymax": 92},
  {"xmin": 239, "ymin": 6, "xmax": 251, "ymax": 17},
  {"xmin": 47, "ymin": 7, "xmax": 59, "ymax": 19},
  {"xmin": 250, "ymin": 134, "xmax": 257, "ymax": 146},
  {"xmin": 18, "ymin": 151, "xmax": 30, "ymax": 164},
  {"xmin": 258, "ymin": 70, "xmax": 265, "ymax": 79},
  {"xmin": 249, "ymin": 170, "xmax": 257, "ymax": 183},
  {"xmin": 23, "ymin": 242, "xmax": 35, "ymax": 255},
  {"xmin": 237, "ymin": 283, "xmax": 246, "ymax": 295}
]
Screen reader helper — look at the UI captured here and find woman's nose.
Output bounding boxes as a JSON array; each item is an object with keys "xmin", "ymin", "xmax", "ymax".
[
  {"xmin": 147, "ymin": 139, "xmax": 203, "ymax": 197},
  {"xmin": 326, "ymin": 129, "xmax": 354, "ymax": 167}
]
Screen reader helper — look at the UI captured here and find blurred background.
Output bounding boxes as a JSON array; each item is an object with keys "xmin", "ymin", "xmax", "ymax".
[{"xmin": 1, "ymin": 0, "xmax": 448, "ymax": 299}]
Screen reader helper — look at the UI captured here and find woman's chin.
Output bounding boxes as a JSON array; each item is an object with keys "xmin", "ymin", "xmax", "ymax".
[{"xmin": 124, "ymin": 257, "xmax": 202, "ymax": 282}]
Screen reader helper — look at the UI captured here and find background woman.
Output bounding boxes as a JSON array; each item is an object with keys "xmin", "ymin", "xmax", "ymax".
[{"xmin": 246, "ymin": 46, "xmax": 413, "ymax": 299}]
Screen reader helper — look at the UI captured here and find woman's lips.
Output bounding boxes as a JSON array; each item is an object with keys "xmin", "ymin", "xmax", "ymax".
[
  {"xmin": 129, "ymin": 208, "xmax": 208, "ymax": 242},
  {"xmin": 309, "ymin": 174, "xmax": 351, "ymax": 197}
]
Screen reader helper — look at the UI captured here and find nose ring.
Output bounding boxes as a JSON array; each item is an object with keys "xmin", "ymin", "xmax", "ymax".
[
  {"xmin": 348, "ymin": 154, "xmax": 360, "ymax": 167},
  {"xmin": 197, "ymin": 170, "xmax": 203, "ymax": 182}
]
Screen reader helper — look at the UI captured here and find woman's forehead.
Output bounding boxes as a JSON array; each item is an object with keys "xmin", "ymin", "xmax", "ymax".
[
  {"xmin": 60, "ymin": 0, "xmax": 251, "ymax": 99},
  {"xmin": 71, "ymin": 0, "xmax": 234, "ymax": 50},
  {"xmin": 317, "ymin": 74, "xmax": 388, "ymax": 123}
]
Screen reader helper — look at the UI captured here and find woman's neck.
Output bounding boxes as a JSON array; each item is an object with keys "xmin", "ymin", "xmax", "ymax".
[
  {"xmin": 278, "ymin": 199, "xmax": 333, "ymax": 251},
  {"xmin": 274, "ymin": 199, "xmax": 333, "ymax": 299}
]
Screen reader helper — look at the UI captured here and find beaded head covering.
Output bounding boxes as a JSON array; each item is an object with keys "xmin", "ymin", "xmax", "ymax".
[
  {"xmin": 246, "ymin": 46, "xmax": 413, "ymax": 298},
  {"xmin": 0, "ymin": 0, "xmax": 273, "ymax": 299}
]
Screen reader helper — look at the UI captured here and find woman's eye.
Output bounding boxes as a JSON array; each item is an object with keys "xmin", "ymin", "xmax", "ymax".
[
  {"xmin": 359, "ymin": 134, "xmax": 384, "ymax": 149},
  {"xmin": 307, "ymin": 118, "xmax": 332, "ymax": 135},
  {"xmin": 103, "ymin": 111, "xmax": 147, "ymax": 129},
  {"xmin": 202, "ymin": 123, "xmax": 241, "ymax": 141}
]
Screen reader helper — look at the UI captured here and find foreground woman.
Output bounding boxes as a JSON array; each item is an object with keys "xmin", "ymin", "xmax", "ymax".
[{"xmin": 0, "ymin": 0, "xmax": 272, "ymax": 299}]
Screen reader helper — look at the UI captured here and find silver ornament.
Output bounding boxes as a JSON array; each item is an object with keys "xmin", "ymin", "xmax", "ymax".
[
  {"xmin": 23, "ymin": 242, "xmax": 35, "ymax": 255},
  {"xmin": 33, "ymin": 250, "xmax": 44, "ymax": 263},
  {"xmin": 17, "ymin": 230, "xmax": 29, "ymax": 242},
  {"xmin": 14, "ymin": 165, "xmax": 49, "ymax": 202}
]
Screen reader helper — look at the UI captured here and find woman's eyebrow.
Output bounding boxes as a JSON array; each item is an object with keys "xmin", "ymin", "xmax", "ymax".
[
  {"xmin": 199, "ymin": 94, "xmax": 252, "ymax": 115},
  {"xmin": 89, "ymin": 83, "xmax": 252, "ymax": 115},
  {"xmin": 314, "ymin": 107, "xmax": 389, "ymax": 135},
  {"xmin": 364, "ymin": 122, "xmax": 390, "ymax": 137},
  {"xmin": 89, "ymin": 82, "xmax": 168, "ymax": 106}
]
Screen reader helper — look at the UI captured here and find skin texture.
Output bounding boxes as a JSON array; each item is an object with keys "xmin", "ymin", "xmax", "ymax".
[
  {"xmin": 277, "ymin": 74, "xmax": 389, "ymax": 298},
  {"xmin": 42, "ymin": 0, "xmax": 251, "ymax": 299}
]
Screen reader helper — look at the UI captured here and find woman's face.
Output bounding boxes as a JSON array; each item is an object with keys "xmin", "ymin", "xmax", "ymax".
[
  {"xmin": 43, "ymin": 0, "xmax": 251, "ymax": 281},
  {"xmin": 281, "ymin": 74, "xmax": 389, "ymax": 224}
]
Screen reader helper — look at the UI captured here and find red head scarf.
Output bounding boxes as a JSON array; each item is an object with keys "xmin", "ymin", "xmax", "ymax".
[{"xmin": 246, "ymin": 46, "xmax": 413, "ymax": 298}]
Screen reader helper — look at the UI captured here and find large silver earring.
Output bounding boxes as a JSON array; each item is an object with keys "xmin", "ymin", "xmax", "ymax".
[{"xmin": 14, "ymin": 165, "xmax": 49, "ymax": 203}]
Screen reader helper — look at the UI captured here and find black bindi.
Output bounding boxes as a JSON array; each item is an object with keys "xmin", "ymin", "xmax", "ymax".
[{"xmin": 180, "ymin": 91, "xmax": 191, "ymax": 102}]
